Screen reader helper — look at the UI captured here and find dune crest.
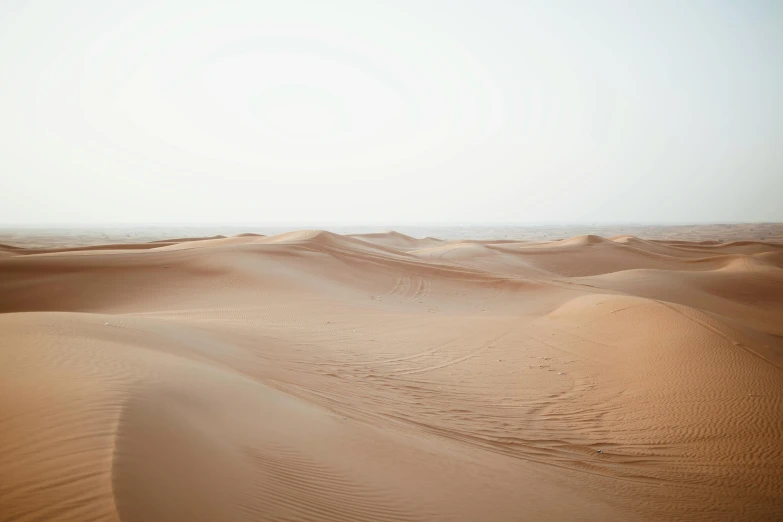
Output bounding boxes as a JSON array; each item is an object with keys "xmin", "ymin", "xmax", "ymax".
[{"xmin": 1, "ymin": 232, "xmax": 782, "ymax": 521}]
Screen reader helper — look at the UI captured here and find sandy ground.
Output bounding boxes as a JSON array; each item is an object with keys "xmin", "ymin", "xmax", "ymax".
[{"xmin": 1, "ymin": 229, "xmax": 782, "ymax": 521}]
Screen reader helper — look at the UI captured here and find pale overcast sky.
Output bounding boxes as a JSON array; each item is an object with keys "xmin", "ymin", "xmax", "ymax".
[{"xmin": 1, "ymin": 1, "xmax": 781, "ymax": 224}]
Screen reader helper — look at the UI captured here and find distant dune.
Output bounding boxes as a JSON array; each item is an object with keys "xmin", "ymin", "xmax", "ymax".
[
  {"xmin": 1, "ymin": 230, "xmax": 782, "ymax": 521},
  {"xmin": 348, "ymin": 230, "xmax": 443, "ymax": 251}
]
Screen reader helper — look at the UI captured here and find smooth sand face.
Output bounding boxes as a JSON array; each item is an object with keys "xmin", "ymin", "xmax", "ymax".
[{"xmin": 1, "ymin": 230, "xmax": 782, "ymax": 521}]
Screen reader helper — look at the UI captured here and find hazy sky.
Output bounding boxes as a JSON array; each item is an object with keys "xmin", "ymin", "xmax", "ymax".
[{"xmin": 1, "ymin": 1, "xmax": 781, "ymax": 224}]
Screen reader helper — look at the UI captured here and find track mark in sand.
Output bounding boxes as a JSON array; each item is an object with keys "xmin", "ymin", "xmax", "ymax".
[
  {"xmin": 386, "ymin": 274, "xmax": 432, "ymax": 302},
  {"xmin": 338, "ymin": 335, "xmax": 465, "ymax": 367},
  {"xmin": 374, "ymin": 411, "xmax": 667, "ymax": 488},
  {"xmin": 524, "ymin": 377, "xmax": 591, "ymax": 418},
  {"xmin": 654, "ymin": 300, "xmax": 783, "ymax": 370},
  {"xmin": 742, "ymin": 254, "xmax": 783, "ymax": 286},
  {"xmin": 610, "ymin": 305, "xmax": 639, "ymax": 314},
  {"xmin": 526, "ymin": 330, "xmax": 607, "ymax": 365},
  {"xmin": 391, "ymin": 344, "xmax": 488, "ymax": 375},
  {"xmin": 412, "ymin": 277, "xmax": 432, "ymax": 300},
  {"xmin": 386, "ymin": 275, "xmax": 412, "ymax": 299},
  {"xmin": 391, "ymin": 331, "xmax": 512, "ymax": 375}
]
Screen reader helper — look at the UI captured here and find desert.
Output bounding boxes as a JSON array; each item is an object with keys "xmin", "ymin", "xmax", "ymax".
[
  {"xmin": 1, "ymin": 226, "xmax": 782, "ymax": 521},
  {"xmin": 2, "ymin": 1, "xmax": 782, "ymax": 519}
]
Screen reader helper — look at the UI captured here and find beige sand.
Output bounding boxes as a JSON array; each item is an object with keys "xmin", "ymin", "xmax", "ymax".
[{"xmin": 1, "ymin": 230, "xmax": 782, "ymax": 521}]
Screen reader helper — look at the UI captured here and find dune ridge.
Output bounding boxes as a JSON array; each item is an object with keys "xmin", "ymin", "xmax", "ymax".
[{"xmin": 1, "ymin": 230, "xmax": 782, "ymax": 521}]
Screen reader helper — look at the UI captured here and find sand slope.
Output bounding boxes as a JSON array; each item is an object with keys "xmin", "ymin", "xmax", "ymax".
[{"xmin": 1, "ymin": 231, "xmax": 782, "ymax": 521}]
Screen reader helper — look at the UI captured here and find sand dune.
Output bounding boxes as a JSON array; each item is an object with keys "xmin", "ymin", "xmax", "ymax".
[
  {"xmin": 348, "ymin": 231, "xmax": 443, "ymax": 251},
  {"xmin": 1, "ymin": 231, "xmax": 782, "ymax": 521}
]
